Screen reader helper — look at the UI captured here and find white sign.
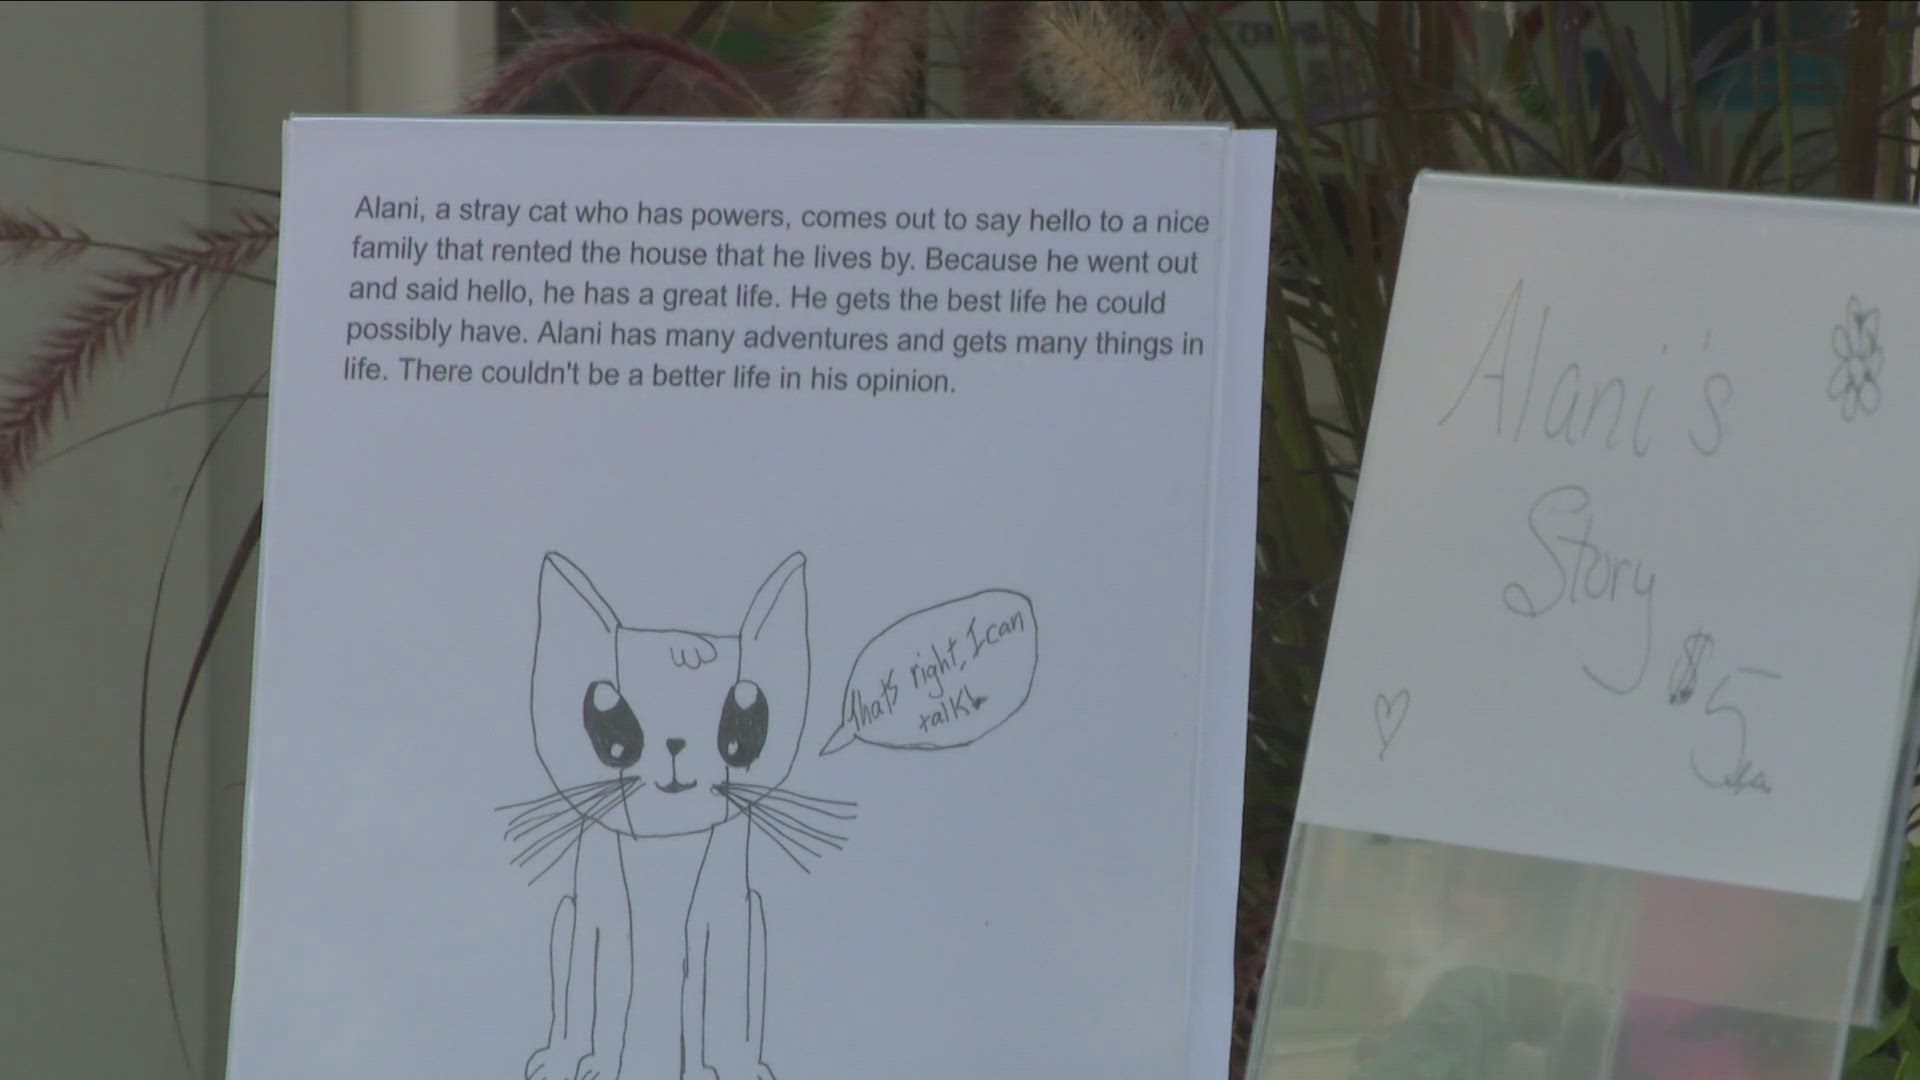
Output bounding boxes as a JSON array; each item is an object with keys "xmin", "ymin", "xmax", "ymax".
[
  {"xmin": 227, "ymin": 118, "xmax": 1272, "ymax": 1080},
  {"xmin": 1297, "ymin": 174, "xmax": 1920, "ymax": 901}
]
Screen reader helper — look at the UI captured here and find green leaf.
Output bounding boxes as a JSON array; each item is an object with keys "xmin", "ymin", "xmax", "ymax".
[
  {"xmin": 1851, "ymin": 997, "xmax": 1910, "ymax": 1064},
  {"xmin": 1847, "ymin": 1057, "xmax": 1899, "ymax": 1080},
  {"xmin": 1892, "ymin": 898, "xmax": 1920, "ymax": 947},
  {"xmin": 1900, "ymin": 939, "xmax": 1920, "ymax": 993}
]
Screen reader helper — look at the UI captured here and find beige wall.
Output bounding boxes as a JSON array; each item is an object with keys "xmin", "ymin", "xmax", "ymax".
[{"xmin": 0, "ymin": 4, "xmax": 487, "ymax": 1075}]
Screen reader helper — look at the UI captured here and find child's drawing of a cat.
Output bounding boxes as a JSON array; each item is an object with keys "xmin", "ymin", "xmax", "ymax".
[{"xmin": 506, "ymin": 551, "xmax": 848, "ymax": 1080}]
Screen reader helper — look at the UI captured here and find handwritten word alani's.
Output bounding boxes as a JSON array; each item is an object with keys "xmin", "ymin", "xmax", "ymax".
[{"xmin": 1440, "ymin": 280, "xmax": 1733, "ymax": 459}]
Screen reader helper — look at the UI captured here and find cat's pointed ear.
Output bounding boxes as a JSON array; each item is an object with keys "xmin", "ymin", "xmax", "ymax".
[
  {"xmin": 533, "ymin": 553, "xmax": 618, "ymax": 777},
  {"xmin": 737, "ymin": 553, "xmax": 809, "ymax": 777},
  {"xmin": 539, "ymin": 552, "xmax": 619, "ymax": 634},
  {"xmin": 741, "ymin": 552, "xmax": 806, "ymax": 647}
]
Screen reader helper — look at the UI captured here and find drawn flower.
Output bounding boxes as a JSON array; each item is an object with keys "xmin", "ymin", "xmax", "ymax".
[{"xmin": 1828, "ymin": 296, "xmax": 1885, "ymax": 421}]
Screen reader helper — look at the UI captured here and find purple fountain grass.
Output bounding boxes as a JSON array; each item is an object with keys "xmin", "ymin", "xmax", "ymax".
[
  {"xmin": 1024, "ymin": 2, "xmax": 1211, "ymax": 123},
  {"xmin": 0, "ymin": 210, "xmax": 93, "ymax": 265},
  {"xmin": 963, "ymin": 1, "xmax": 1028, "ymax": 118},
  {"xmin": 0, "ymin": 208, "xmax": 277, "ymax": 501},
  {"xmin": 798, "ymin": 1, "xmax": 930, "ymax": 118},
  {"xmin": 1162, "ymin": 0, "xmax": 1251, "ymax": 59},
  {"xmin": 609, "ymin": 0, "xmax": 728, "ymax": 115},
  {"xmin": 462, "ymin": 23, "xmax": 767, "ymax": 116}
]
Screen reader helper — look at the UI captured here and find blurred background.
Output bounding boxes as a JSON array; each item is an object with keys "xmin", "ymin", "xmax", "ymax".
[{"xmin": 0, "ymin": 7, "xmax": 490, "ymax": 1077}]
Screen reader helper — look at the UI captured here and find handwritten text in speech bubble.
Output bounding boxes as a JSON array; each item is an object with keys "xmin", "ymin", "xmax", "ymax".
[{"xmin": 821, "ymin": 589, "xmax": 1037, "ymax": 754}]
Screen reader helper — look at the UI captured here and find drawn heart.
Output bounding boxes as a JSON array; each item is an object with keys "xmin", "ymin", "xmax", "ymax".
[{"xmin": 1374, "ymin": 689, "xmax": 1410, "ymax": 760}]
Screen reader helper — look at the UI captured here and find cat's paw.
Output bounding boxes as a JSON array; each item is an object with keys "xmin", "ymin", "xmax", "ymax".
[
  {"xmin": 701, "ymin": 1062, "xmax": 776, "ymax": 1080},
  {"xmin": 571, "ymin": 1052, "xmax": 618, "ymax": 1080},
  {"xmin": 524, "ymin": 1046, "xmax": 567, "ymax": 1080}
]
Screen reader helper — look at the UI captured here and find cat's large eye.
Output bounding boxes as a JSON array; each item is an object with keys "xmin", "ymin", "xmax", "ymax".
[
  {"xmin": 717, "ymin": 680, "xmax": 769, "ymax": 768},
  {"xmin": 582, "ymin": 680, "xmax": 643, "ymax": 769}
]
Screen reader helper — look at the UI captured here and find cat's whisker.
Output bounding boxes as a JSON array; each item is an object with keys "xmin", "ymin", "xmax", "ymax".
[
  {"xmin": 497, "ymin": 790, "xmax": 566, "ymax": 814},
  {"xmin": 506, "ymin": 801, "xmax": 575, "ymax": 836},
  {"xmin": 512, "ymin": 809, "xmax": 595, "ymax": 868},
  {"xmin": 511, "ymin": 781, "xmax": 633, "ymax": 867},
  {"xmin": 745, "ymin": 788, "xmax": 858, "ymax": 824},
  {"xmin": 513, "ymin": 795, "xmax": 616, "ymax": 872},
  {"xmin": 720, "ymin": 788, "xmax": 818, "ymax": 856},
  {"xmin": 754, "ymin": 812, "xmax": 824, "ymax": 861},
  {"xmin": 725, "ymin": 793, "xmax": 814, "ymax": 874},
  {"xmin": 526, "ymin": 822, "xmax": 587, "ymax": 886},
  {"xmin": 720, "ymin": 787, "xmax": 858, "ymax": 838},
  {"xmin": 510, "ymin": 793, "xmax": 595, "ymax": 853},
  {"xmin": 746, "ymin": 797, "xmax": 848, "ymax": 848},
  {"xmin": 579, "ymin": 778, "xmax": 644, "ymax": 833},
  {"xmin": 723, "ymin": 782, "xmax": 857, "ymax": 813},
  {"xmin": 508, "ymin": 797, "xmax": 594, "ymax": 843},
  {"xmin": 497, "ymin": 775, "xmax": 631, "ymax": 815},
  {"xmin": 506, "ymin": 774, "xmax": 639, "ymax": 820},
  {"xmin": 518, "ymin": 778, "xmax": 640, "ymax": 883},
  {"xmin": 507, "ymin": 807, "xmax": 575, "ymax": 842},
  {"xmin": 506, "ymin": 791, "xmax": 607, "ymax": 839},
  {"xmin": 517, "ymin": 818, "xmax": 585, "ymax": 874},
  {"xmin": 729, "ymin": 794, "xmax": 841, "ymax": 869},
  {"xmin": 716, "ymin": 781, "xmax": 857, "ymax": 863},
  {"xmin": 500, "ymin": 776, "xmax": 637, "ymax": 834}
]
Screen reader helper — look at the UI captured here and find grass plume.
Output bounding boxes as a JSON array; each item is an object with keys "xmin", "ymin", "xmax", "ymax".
[
  {"xmin": 798, "ymin": 2, "xmax": 931, "ymax": 118},
  {"xmin": 1024, "ymin": 2, "xmax": 1209, "ymax": 122},
  {"xmin": 0, "ymin": 209, "xmax": 276, "ymax": 503},
  {"xmin": 963, "ymin": 2, "xmax": 1029, "ymax": 117},
  {"xmin": 0, "ymin": 211, "xmax": 92, "ymax": 265},
  {"xmin": 463, "ymin": 23, "xmax": 767, "ymax": 116}
]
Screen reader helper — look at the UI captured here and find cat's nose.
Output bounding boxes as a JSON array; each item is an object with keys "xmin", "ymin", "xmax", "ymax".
[{"xmin": 666, "ymin": 738, "xmax": 686, "ymax": 757}]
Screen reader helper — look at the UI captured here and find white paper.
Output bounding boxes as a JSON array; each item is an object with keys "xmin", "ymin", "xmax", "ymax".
[
  {"xmin": 227, "ymin": 118, "xmax": 1271, "ymax": 1080},
  {"xmin": 1296, "ymin": 173, "xmax": 1920, "ymax": 902}
]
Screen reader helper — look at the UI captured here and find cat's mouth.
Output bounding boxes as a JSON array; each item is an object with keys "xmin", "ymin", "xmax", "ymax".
[{"xmin": 654, "ymin": 778, "xmax": 698, "ymax": 794}]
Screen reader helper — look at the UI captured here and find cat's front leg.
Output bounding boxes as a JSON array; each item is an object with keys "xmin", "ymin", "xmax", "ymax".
[
  {"xmin": 744, "ymin": 888, "xmax": 773, "ymax": 1080},
  {"xmin": 516, "ymin": 825, "xmax": 635, "ymax": 1080},
  {"xmin": 572, "ymin": 831, "xmax": 634, "ymax": 1080},
  {"xmin": 567, "ymin": 918, "xmax": 629, "ymax": 1079},
  {"xmin": 685, "ymin": 889, "xmax": 775, "ymax": 1080},
  {"xmin": 525, "ymin": 895, "xmax": 577, "ymax": 1080},
  {"xmin": 748, "ymin": 889, "xmax": 767, "ymax": 1054},
  {"xmin": 525, "ymin": 883, "xmax": 630, "ymax": 1080}
]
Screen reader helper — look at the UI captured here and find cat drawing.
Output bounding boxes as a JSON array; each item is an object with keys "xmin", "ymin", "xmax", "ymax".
[{"xmin": 505, "ymin": 550, "xmax": 851, "ymax": 1080}]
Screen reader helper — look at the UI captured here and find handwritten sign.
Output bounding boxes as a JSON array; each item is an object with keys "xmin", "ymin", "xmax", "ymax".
[{"xmin": 1296, "ymin": 175, "xmax": 1920, "ymax": 901}]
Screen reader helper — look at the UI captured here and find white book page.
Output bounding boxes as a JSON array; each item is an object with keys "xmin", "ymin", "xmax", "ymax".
[
  {"xmin": 1297, "ymin": 174, "xmax": 1920, "ymax": 902},
  {"xmin": 228, "ymin": 118, "xmax": 1270, "ymax": 1080}
]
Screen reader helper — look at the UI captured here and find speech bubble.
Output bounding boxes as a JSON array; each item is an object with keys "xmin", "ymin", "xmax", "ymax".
[{"xmin": 821, "ymin": 589, "xmax": 1036, "ymax": 754}]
